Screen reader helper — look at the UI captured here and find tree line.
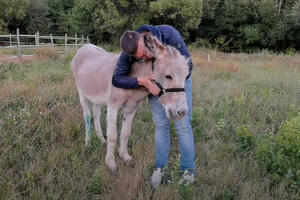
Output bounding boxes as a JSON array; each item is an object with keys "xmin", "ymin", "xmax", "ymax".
[{"xmin": 1, "ymin": 0, "xmax": 299, "ymax": 52}]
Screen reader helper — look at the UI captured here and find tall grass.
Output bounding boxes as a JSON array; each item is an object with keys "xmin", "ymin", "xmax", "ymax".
[{"xmin": 0, "ymin": 49, "xmax": 299, "ymax": 199}]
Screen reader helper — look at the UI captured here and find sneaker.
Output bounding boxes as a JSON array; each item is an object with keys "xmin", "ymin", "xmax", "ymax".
[
  {"xmin": 151, "ymin": 168, "xmax": 164, "ymax": 189},
  {"xmin": 179, "ymin": 170, "xmax": 195, "ymax": 185}
]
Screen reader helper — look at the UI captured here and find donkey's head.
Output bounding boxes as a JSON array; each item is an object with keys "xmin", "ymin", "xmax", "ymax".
[{"xmin": 144, "ymin": 34, "xmax": 189, "ymax": 121}]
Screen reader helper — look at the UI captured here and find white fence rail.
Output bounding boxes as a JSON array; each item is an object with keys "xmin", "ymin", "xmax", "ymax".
[{"xmin": 0, "ymin": 28, "xmax": 89, "ymax": 57}]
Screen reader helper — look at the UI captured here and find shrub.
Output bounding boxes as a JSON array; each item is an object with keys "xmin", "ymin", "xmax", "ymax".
[
  {"xmin": 255, "ymin": 116, "xmax": 300, "ymax": 188},
  {"xmin": 192, "ymin": 38, "xmax": 213, "ymax": 49},
  {"xmin": 236, "ymin": 125, "xmax": 255, "ymax": 153},
  {"xmin": 36, "ymin": 46, "xmax": 59, "ymax": 60},
  {"xmin": 87, "ymin": 170, "xmax": 103, "ymax": 194}
]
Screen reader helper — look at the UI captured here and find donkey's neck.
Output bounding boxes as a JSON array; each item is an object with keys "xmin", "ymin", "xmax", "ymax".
[{"xmin": 129, "ymin": 60, "xmax": 153, "ymax": 78}]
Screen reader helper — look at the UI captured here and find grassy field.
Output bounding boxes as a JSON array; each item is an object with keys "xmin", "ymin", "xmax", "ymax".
[{"xmin": 0, "ymin": 49, "xmax": 299, "ymax": 200}]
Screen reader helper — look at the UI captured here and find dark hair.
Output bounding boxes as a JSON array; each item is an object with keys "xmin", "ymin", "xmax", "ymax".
[{"xmin": 120, "ymin": 31, "xmax": 141, "ymax": 56}]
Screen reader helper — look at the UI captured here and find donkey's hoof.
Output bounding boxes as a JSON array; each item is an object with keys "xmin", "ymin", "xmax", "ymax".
[
  {"xmin": 119, "ymin": 154, "xmax": 132, "ymax": 162},
  {"xmin": 125, "ymin": 159, "xmax": 135, "ymax": 168},
  {"xmin": 85, "ymin": 138, "xmax": 91, "ymax": 146},
  {"xmin": 107, "ymin": 166, "xmax": 118, "ymax": 176},
  {"xmin": 105, "ymin": 159, "xmax": 118, "ymax": 175},
  {"xmin": 119, "ymin": 154, "xmax": 135, "ymax": 168},
  {"xmin": 100, "ymin": 138, "xmax": 107, "ymax": 145}
]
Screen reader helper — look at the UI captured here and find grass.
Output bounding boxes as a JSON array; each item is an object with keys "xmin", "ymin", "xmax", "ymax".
[{"xmin": 0, "ymin": 48, "xmax": 299, "ymax": 199}]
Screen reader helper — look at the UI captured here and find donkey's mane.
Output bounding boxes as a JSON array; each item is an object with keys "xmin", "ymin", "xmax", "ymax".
[
  {"xmin": 130, "ymin": 60, "xmax": 152, "ymax": 78},
  {"xmin": 148, "ymin": 35, "xmax": 180, "ymax": 58}
]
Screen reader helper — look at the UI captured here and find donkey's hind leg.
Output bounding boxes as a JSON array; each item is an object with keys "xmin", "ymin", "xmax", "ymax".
[
  {"xmin": 93, "ymin": 104, "xmax": 106, "ymax": 144},
  {"xmin": 79, "ymin": 93, "xmax": 92, "ymax": 145},
  {"xmin": 119, "ymin": 109, "xmax": 137, "ymax": 164}
]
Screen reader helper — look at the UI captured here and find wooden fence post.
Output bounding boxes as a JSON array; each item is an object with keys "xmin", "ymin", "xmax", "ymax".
[
  {"xmin": 17, "ymin": 28, "xmax": 21, "ymax": 58},
  {"xmin": 9, "ymin": 33, "xmax": 12, "ymax": 56},
  {"xmin": 35, "ymin": 33, "xmax": 37, "ymax": 49},
  {"xmin": 50, "ymin": 34, "xmax": 54, "ymax": 46},
  {"xmin": 65, "ymin": 33, "xmax": 67, "ymax": 53},
  {"xmin": 75, "ymin": 33, "xmax": 77, "ymax": 51},
  {"xmin": 35, "ymin": 31, "xmax": 39, "ymax": 49}
]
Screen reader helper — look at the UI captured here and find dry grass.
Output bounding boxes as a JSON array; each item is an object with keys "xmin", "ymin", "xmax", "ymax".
[
  {"xmin": 36, "ymin": 46, "xmax": 60, "ymax": 60},
  {"xmin": 0, "ymin": 48, "xmax": 299, "ymax": 199}
]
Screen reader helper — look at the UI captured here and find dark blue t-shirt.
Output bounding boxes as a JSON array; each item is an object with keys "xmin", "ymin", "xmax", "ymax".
[{"xmin": 112, "ymin": 25, "xmax": 193, "ymax": 89}]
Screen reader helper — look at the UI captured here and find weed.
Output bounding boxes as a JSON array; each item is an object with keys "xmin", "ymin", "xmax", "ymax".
[
  {"xmin": 87, "ymin": 169, "xmax": 103, "ymax": 195},
  {"xmin": 255, "ymin": 116, "xmax": 300, "ymax": 189}
]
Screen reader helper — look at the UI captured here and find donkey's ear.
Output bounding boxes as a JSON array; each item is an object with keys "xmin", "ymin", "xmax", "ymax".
[{"xmin": 143, "ymin": 33, "xmax": 165, "ymax": 59}]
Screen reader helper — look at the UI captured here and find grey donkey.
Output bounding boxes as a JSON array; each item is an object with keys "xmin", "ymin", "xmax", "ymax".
[{"xmin": 71, "ymin": 35, "xmax": 189, "ymax": 173}]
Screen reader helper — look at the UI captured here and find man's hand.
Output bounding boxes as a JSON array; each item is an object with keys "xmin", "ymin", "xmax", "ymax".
[{"xmin": 137, "ymin": 74, "xmax": 160, "ymax": 96}]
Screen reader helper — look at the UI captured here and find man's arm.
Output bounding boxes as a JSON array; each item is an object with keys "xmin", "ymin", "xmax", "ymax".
[
  {"xmin": 112, "ymin": 52, "xmax": 160, "ymax": 95},
  {"xmin": 112, "ymin": 52, "xmax": 139, "ymax": 89}
]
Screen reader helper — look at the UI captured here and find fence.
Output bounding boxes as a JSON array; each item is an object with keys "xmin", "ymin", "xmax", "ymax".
[{"xmin": 0, "ymin": 28, "xmax": 89, "ymax": 58}]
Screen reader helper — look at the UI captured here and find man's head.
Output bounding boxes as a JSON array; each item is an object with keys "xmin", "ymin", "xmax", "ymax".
[{"xmin": 120, "ymin": 31, "xmax": 153, "ymax": 61}]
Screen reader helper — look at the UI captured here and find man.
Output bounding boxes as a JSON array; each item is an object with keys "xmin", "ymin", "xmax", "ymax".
[{"xmin": 112, "ymin": 25, "xmax": 195, "ymax": 188}]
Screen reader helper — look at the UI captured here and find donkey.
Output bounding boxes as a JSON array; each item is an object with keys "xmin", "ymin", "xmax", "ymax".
[{"xmin": 71, "ymin": 36, "xmax": 189, "ymax": 173}]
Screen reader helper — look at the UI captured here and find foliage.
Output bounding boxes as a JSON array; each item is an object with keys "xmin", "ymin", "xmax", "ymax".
[
  {"xmin": 66, "ymin": 0, "xmax": 96, "ymax": 37},
  {"xmin": 0, "ymin": 0, "xmax": 30, "ymax": 22},
  {"xmin": 149, "ymin": 0, "xmax": 203, "ymax": 38},
  {"xmin": 0, "ymin": 0, "xmax": 30, "ymax": 31},
  {"xmin": 286, "ymin": 1, "xmax": 300, "ymax": 49},
  {"xmin": 47, "ymin": 0, "xmax": 75, "ymax": 34},
  {"xmin": 255, "ymin": 116, "xmax": 300, "ymax": 188},
  {"xmin": 25, "ymin": 0, "xmax": 52, "ymax": 34},
  {"xmin": 1, "ymin": 0, "xmax": 300, "ymax": 51},
  {"xmin": 198, "ymin": 0, "xmax": 298, "ymax": 51},
  {"xmin": 178, "ymin": 184, "xmax": 196, "ymax": 200},
  {"xmin": 87, "ymin": 169, "xmax": 103, "ymax": 194},
  {"xmin": 236, "ymin": 125, "xmax": 255, "ymax": 153},
  {"xmin": 93, "ymin": 0, "xmax": 150, "ymax": 44}
]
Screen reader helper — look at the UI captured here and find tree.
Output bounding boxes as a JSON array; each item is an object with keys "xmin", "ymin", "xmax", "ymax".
[
  {"xmin": 25, "ymin": 0, "xmax": 52, "ymax": 34},
  {"xmin": 66, "ymin": 0, "xmax": 97, "ymax": 36},
  {"xmin": 286, "ymin": 1, "xmax": 300, "ymax": 49},
  {"xmin": 197, "ymin": 0, "xmax": 290, "ymax": 52},
  {"xmin": 48, "ymin": 0, "xmax": 75, "ymax": 34},
  {"xmin": 92, "ymin": 0, "xmax": 150, "ymax": 44},
  {"xmin": 149, "ymin": 0, "xmax": 203, "ymax": 39},
  {"xmin": 0, "ymin": 0, "xmax": 30, "ymax": 32}
]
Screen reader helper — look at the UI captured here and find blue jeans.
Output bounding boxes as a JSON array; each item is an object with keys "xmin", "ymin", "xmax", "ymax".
[{"xmin": 148, "ymin": 76, "xmax": 195, "ymax": 173}]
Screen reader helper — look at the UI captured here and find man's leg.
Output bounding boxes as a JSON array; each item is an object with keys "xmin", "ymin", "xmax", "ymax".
[
  {"xmin": 174, "ymin": 76, "xmax": 195, "ymax": 173},
  {"xmin": 148, "ymin": 95, "xmax": 171, "ymax": 168}
]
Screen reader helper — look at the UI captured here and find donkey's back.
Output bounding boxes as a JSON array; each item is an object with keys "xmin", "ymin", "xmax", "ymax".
[{"xmin": 71, "ymin": 44, "xmax": 120, "ymax": 105}]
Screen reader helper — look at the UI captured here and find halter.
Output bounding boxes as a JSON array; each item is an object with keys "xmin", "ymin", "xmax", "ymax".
[{"xmin": 151, "ymin": 58, "xmax": 185, "ymax": 97}]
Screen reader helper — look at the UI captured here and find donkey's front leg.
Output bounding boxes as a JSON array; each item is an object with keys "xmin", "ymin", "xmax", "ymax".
[
  {"xmin": 119, "ymin": 109, "xmax": 137, "ymax": 164},
  {"xmin": 105, "ymin": 106, "xmax": 119, "ymax": 174}
]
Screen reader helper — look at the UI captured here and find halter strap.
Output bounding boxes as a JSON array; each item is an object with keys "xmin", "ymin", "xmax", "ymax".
[{"xmin": 151, "ymin": 59, "xmax": 185, "ymax": 97}]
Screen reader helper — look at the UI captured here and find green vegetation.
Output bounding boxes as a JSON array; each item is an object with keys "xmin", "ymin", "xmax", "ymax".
[
  {"xmin": 0, "ymin": 49, "xmax": 300, "ymax": 199},
  {"xmin": 1, "ymin": 0, "xmax": 300, "ymax": 52},
  {"xmin": 256, "ymin": 116, "xmax": 300, "ymax": 189}
]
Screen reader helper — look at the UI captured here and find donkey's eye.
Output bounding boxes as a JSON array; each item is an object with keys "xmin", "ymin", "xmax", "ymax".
[{"xmin": 165, "ymin": 75, "xmax": 172, "ymax": 80}]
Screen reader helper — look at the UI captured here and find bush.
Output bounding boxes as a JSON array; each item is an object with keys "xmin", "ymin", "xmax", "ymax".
[
  {"xmin": 255, "ymin": 116, "xmax": 300, "ymax": 188},
  {"xmin": 36, "ymin": 46, "xmax": 59, "ymax": 60},
  {"xmin": 236, "ymin": 125, "xmax": 255, "ymax": 153},
  {"xmin": 192, "ymin": 38, "xmax": 213, "ymax": 49},
  {"xmin": 87, "ymin": 170, "xmax": 103, "ymax": 194}
]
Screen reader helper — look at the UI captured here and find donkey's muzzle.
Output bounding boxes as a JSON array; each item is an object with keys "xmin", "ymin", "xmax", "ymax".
[{"xmin": 167, "ymin": 104, "xmax": 188, "ymax": 121}]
